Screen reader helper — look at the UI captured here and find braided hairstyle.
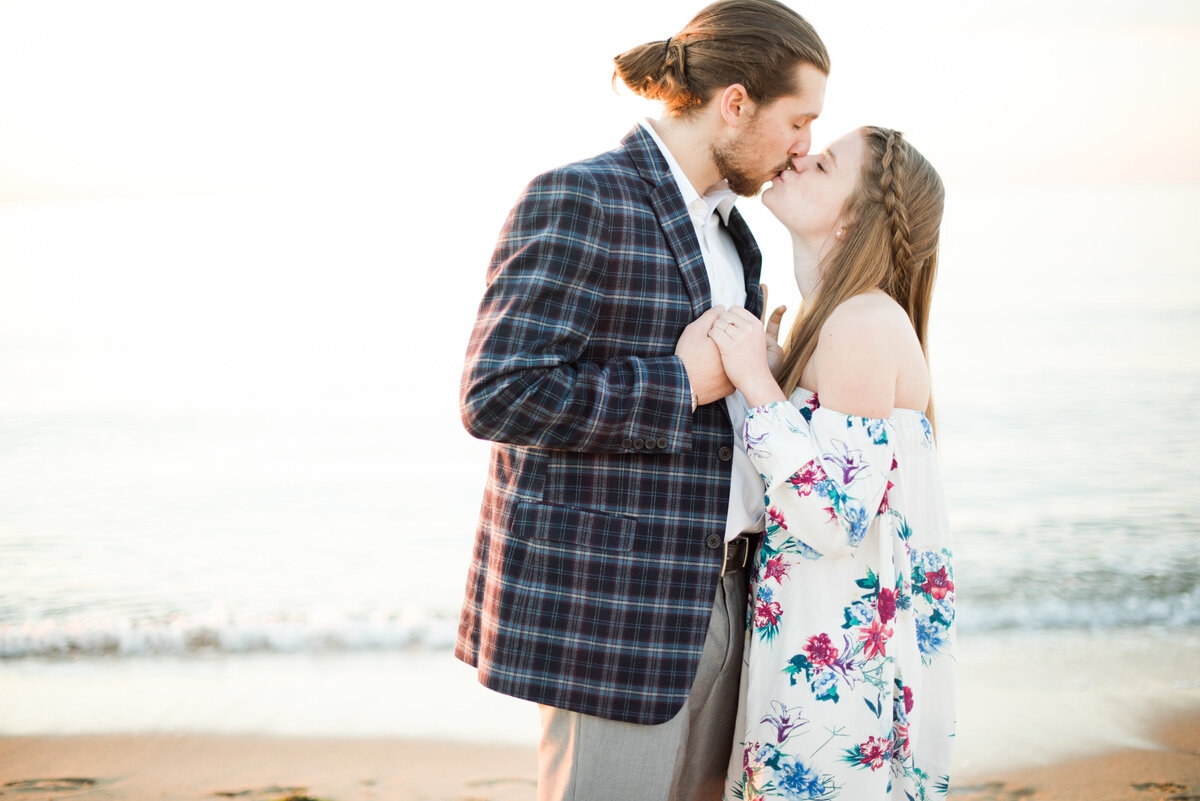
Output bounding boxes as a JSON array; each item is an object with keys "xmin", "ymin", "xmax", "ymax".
[
  {"xmin": 612, "ymin": 0, "xmax": 829, "ymax": 117},
  {"xmin": 777, "ymin": 126, "xmax": 945, "ymax": 428}
]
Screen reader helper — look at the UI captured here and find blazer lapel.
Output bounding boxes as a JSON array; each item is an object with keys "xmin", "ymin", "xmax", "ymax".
[
  {"xmin": 623, "ymin": 125, "xmax": 766, "ymax": 319},
  {"xmin": 623, "ymin": 126, "xmax": 711, "ymax": 316},
  {"xmin": 724, "ymin": 207, "xmax": 764, "ymax": 318}
]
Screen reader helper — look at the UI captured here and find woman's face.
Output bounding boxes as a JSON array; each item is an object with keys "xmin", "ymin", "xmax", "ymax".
[{"xmin": 763, "ymin": 129, "xmax": 865, "ymax": 243}]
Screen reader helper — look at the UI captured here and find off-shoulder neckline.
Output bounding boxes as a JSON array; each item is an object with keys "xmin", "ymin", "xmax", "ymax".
[{"xmin": 789, "ymin": 387, "xmax": 928, "ymax": 421}]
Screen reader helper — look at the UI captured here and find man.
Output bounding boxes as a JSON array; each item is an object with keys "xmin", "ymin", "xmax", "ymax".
[{"xmin": 457, "ymin": 2, "xmax": 828, "ymax": 798}]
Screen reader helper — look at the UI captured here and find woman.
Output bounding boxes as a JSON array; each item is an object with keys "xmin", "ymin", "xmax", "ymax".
[{"xmin": 709, "ymin": 127, "xmax": 955, "ymax": 799}]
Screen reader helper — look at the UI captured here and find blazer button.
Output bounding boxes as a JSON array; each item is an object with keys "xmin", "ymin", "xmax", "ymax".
[
  {"xmin": 622, "ymin": 438, "xmax": 634, "ymax": 449},
  {"xmin": 642, "ymin": 437, "xmax": 655, "ymax": 450},
  {"xmin": 634, "ymin": 438, "xmax": 646, "ymax": 449},
  {"xmin": 718, "ymin": 446, "xmax": 733, "ymax": 462},
  {"xmin": 656, "ymin": 437, "xmax": 668, "ymax": 449},
  {"xmin": 705, "ymin": 533, "xmax": 722, "ymax": 550}
]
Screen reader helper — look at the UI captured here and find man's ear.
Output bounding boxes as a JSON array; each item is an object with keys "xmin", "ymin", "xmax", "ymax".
[{"xmin": 718, "ymin": 83, "xmax": 757, "ymax": 128}]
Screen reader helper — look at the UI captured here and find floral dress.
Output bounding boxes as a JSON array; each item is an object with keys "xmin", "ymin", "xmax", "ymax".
[{"xmin": 724, "ymin": 390, "xmax": 955, "ymax": 801}]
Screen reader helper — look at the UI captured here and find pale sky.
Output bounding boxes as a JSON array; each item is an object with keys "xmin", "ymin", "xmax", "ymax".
[{"xmin": 0, "ymin": 0, "xmax": 1197, "ymax": 204}]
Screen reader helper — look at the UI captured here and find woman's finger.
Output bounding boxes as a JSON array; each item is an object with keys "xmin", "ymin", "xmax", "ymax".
[{"xmin": 765, "ymin": 305, "xmax": 786, "ymax": 342}]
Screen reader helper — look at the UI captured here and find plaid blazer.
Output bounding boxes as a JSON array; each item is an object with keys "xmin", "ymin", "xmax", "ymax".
[{"xmin": 457, "ymin": 125, "xmax": 764, "ymax": 725}]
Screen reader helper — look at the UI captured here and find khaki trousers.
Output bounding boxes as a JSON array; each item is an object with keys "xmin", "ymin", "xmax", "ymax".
[{"xmin": 537, "ymin": 569, "xmax": 748, "ymax": 801}]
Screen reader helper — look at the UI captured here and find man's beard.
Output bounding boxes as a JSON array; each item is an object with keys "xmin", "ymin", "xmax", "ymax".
[{"xmin": 711, "ymin": 123, "xmax": 793, "ymax": 198}]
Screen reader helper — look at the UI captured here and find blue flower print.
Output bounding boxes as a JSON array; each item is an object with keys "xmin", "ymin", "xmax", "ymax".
[
  {"xmin": 795, "ymin": 540, "xmax": 824, "ymax": 561},
  {"xmin": 843, "ymin": 600, "xmax": 875, "ymax": 629},
  {"xmin": 916, "ymin": 616, "xmax": 949, "ymax": 657},
  {"xmin": 916, "ymin": 549, "xmax": 946, "ymax": 575},
  {"xmin": 811, "ymin": 669, "xmax": 839, "ymax": 702},
  {"xmin": 920, "ymin": 414, "xmax": 933, "ymax": 445},
  {"xmin": 842, "ymin": 500, "xmax": 870, "ymax": 546},
  {"xmin": 932, "ymin": 597, "xmax": 955, "ymax": 626},
  {"xmin": 775, "ymin": 754, "xmax": 828, "ymax": 798}
]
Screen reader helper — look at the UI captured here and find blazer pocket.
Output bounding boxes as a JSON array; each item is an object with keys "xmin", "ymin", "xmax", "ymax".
[{"xmin": 511, "ymin": 500, "xmax": 637, "ymax": 553}]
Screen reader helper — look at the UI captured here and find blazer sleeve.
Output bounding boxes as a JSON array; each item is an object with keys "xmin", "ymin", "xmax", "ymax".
[
  {"xmin": 460, "ymin": 167, "xmax": 693, "ymax": 453},
  {"xmin": 745, "ymin": 402, "xmax": 896, "ymax": 560}
]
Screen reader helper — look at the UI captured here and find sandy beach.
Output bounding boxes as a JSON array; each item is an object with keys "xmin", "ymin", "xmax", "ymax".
[
  {"xmin": 3, "ymin": 626, "xmax": 1200, "ymax": 799},
  {"xmin": 1, "ymin": 713, "xmax": 1198, "ymax": 801}
]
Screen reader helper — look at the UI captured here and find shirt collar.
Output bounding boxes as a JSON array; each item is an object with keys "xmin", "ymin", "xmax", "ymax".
[{"xmin": 639, "ymin": 119, "xmax": 737, "ymax": 226}]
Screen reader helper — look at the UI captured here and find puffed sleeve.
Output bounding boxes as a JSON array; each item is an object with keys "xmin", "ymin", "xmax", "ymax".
[{"xmin": 744, "ymin": 400, "xmax": 896, "ymax": 559}]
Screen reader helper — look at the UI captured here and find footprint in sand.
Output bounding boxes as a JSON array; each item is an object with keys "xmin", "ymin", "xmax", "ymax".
[
  {"xmin": 211, "ymin": 787, "xmax": 308, "ymax": 799},
  {"xmin": 1133, "ymin": 782, "xmax": 1195, "ymax": 797},
  {"xmin": 3, "ymin": 778, "xmax": 97, "ymax": 794}
]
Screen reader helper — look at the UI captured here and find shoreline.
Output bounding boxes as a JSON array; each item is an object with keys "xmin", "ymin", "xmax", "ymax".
[{"xmin": 1, "ymin": 714, "xmax": 1197, "ymax": 801}]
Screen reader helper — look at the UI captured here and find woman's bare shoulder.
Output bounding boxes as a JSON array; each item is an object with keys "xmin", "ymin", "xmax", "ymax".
[
  {"xmin": 822, "ymin": 291, "xmax": 913, "ymax": 347},
  {"xmin": 810, "ymin": 292, "xmax": 918, "ymax": 418}
]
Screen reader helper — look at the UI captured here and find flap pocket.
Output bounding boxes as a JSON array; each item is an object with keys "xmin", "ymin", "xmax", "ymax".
[{"xmin": 511, "ymin": 501, "xmax": 637, "ymax": 553}]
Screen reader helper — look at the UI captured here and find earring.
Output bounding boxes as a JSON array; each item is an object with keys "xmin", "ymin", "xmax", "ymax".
[{"xmin": 835, "ymin": 228, "xmax": 845, "ymax": 238}]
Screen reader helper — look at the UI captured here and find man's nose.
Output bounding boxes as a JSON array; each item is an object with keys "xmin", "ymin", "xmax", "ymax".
[
  {"xmin": 789, "ymin": 141, "xmax": 811, "ymax": 170},
  {"xmin": 791, "ymin": 130, "xmax": 812, "ymax": 157}
]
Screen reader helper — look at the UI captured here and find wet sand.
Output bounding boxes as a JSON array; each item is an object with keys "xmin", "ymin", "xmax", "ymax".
[{"xmin": 1, "ymin": 713, "xmax": 1197, "ymax": 801}]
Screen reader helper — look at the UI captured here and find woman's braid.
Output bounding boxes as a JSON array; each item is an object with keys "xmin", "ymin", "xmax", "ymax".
[{"xmin": 880, "ymin": 130, "xmax": 915, "ymax": 279}]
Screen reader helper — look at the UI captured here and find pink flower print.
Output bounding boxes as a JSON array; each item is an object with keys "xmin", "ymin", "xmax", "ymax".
[
  {"xmin": 856, "ymin": 736, "xmax": 893, "ymax": 771},
  {"xmin": 803, "ymin": 633, "xmax": 839, "ymax": 669},
  {"xmin": 877, "ymin": 480, "xmax": 894, "ymax": 514},
  {"xmin": 742, "ymin": 740, "xmax": 760, "ymax": 774},
  {"xmin": 762, "ymin": 555, "xmax": 790, "ymax": 584},
  {"xmin": 891, "ymin": 455, "xmax": 899, "ymax": 471},
  {"xmin": 858, "ymin": 616, "xmax": 894, "ymax": 660},
  {"xmin": 767, "ymin": 506, "xmax": 788, "ymax": 531},
  {"xmin": 891, "ymin": 722, "xmax": 912, "ymax": 761},
  {"xmin": 822, "ymin": 506, "xmax": 837, "ymax": 523},
  {"xmin": 877, "ymin": 588, "xmax": 897, "ymax": 624},
  {"xmin": 787, "ymin": 462, "xmax": 826, "ymax": 497},
  {"xmin": 755, "ymin": 598, "xmax": 782, "ymax": 631},
  {"xmin": 903, "ymin": 685, "xmax": 914, "ymax": 714},
  {"xmin": 807, "ymin": 393, "xmax": 821, "ymax": 411},
  {"xmin": 921, "ymin": 566, "xmax": 955, "ymax": 600}
]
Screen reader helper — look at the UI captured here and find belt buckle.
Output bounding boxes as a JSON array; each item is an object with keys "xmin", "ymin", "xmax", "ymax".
[{"xmin": 720, "ymin": 535, "xmax": 749, "ymax": 577}]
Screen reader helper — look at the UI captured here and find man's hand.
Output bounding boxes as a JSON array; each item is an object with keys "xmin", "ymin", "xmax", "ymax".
[{"xmin": 675, "ymin": 306, "xmax": 735, "ymax": 406}]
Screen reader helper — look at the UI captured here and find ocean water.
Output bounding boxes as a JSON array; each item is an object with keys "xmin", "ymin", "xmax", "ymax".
[{"xmin": 0, "ymin": 185, "xmax": 1197, "ymax": 684}]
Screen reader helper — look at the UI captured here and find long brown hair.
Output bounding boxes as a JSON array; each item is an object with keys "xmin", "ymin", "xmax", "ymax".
[
  {"xmin": 776, "ymin": 127, "xmax": 945, "ymax": 427},
  {"xmin": 613, "ymin": 0, "xmax": 830, "ymax": 117}
]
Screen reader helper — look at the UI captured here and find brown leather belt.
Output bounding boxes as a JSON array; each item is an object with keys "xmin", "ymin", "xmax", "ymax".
[{"xmin": 721, "ymin": 532, "xmax": 762, "ymax": 577}]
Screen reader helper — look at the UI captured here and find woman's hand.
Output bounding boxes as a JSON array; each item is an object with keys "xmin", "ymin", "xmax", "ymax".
[
  {"xmin": 707, "ymin": 305, "xmax": 787, "ymax": 408},
  {"xmin": 761, "ymin": 283, "xmax": 787, "ymax": 380}
]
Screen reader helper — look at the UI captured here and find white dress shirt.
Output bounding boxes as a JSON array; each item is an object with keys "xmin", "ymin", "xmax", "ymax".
[{"xmin": 640, "ymin": 120, "xmax": 766, "ymax": 541}]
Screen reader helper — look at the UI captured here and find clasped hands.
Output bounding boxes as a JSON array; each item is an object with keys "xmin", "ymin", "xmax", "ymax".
[{"xmin": 674, "ymin": 284, "xmax": 788, "ymax": 410}]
